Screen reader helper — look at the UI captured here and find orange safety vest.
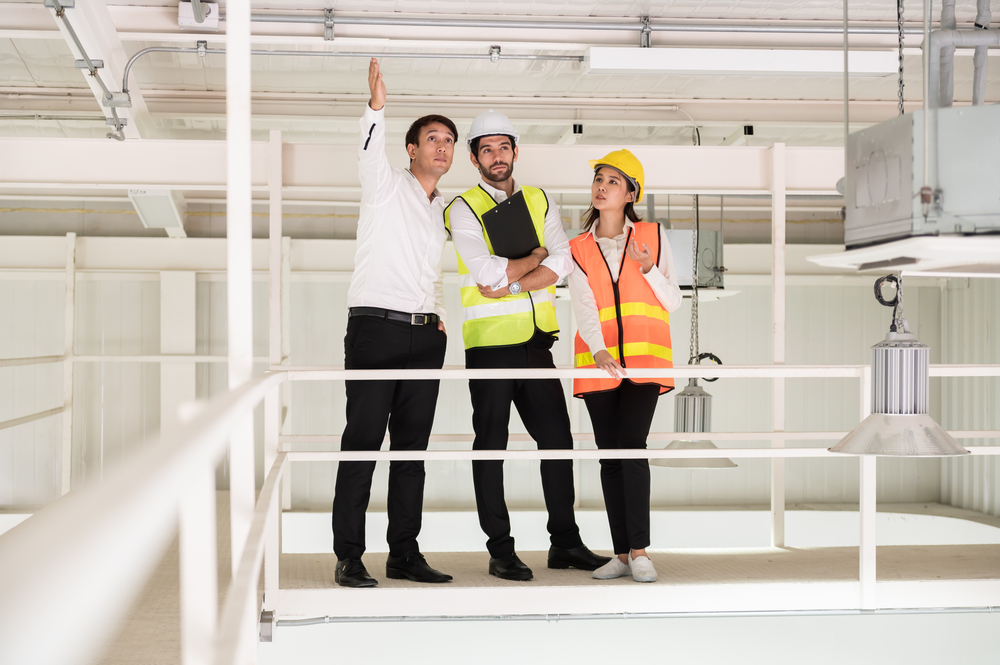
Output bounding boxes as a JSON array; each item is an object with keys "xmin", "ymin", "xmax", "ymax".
[{"xmin": 570, "ymin": 221, "xmax": 674, "ymax": 397}]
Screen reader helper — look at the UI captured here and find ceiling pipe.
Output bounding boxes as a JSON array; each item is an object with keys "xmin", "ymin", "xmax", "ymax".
[
  {"xmin": 940, "ymin": 0, "xmax": 957, "ymax": 107},
  {"xmin": 972, "ymin": 0, "xmax": 993, "ymax": 105},
  {"xmin": 245, "ymin": 12, "xmax": 948, "ymax": 36},
  {"xmin": 190, "ymin": 0, "xmax": 206, "ymax": 24},
  {"xmin": 120, "ymin": 45, "xmax": 582, "ymax": 97},
  {"xmin": 926, "ymin": 28, "xmax": 1000, "ymax": 109}
]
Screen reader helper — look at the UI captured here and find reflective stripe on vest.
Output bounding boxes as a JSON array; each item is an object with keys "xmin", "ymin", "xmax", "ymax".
[
  {"xmin": 444, "ymin": 185, "xmax": 559, "ymax": 350},
  {"xmin": 569, "ymin": 221, "xmax": 674, "ymax": 397}
]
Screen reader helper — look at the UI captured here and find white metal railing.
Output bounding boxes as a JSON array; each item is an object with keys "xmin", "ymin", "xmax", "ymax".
[{"xmin": 1, "ymin": 363, "xmax": 998, "ymax": 665}]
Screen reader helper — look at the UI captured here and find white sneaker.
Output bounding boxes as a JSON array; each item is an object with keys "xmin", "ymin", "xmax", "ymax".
[
  {"xmin": 628, "ymin": 553, "xmax": 657, "ymax": 582},
  {"xmin": 592, "ymin": 557, "xmax": 631, "ymax": 580}
]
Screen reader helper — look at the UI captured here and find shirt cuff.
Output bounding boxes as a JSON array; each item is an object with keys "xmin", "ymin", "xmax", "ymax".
[
  {"xmin": 488, "ymin": 259, "xmax": 509, "ymax": 290},
  {"xmin": 539, "ymin": 255, "xmax": 571, "ymax": 282}
]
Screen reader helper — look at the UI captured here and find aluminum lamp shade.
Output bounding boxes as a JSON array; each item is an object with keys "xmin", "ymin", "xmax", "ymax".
[
  {"xmin": 651, "ymin": 380, "xmax": 737, "ymax": 469},
  {"xmin": 830, "ymin": 331, "xmax": 968, "ymax": 456}
]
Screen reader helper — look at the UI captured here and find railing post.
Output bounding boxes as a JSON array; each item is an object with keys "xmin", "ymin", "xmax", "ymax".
[
  {"xmin": 268, "ymin": 129, "xmax": 283, "ymax": 369},
  {"xmin": 179, "ymin": 465, "xmax": 218, "ymax": 665},
  {"xmin": 280, "ymin": 236, "xmax": 293, "ymax": 511},
  {"xmin": 226, "ymin": 0, "xmax": 254, "ymax": 593},
  {"xmin": 770, "ymin": 143, "xmax": 786, "ymax": 548},
  {"xmin": 859, "ymin": 365, "xmax": 876, "ymax": 609},
  {"xmin": 60, "ymin": 232, "xmax": 76, "ymax": 496},
  {"xmin": 263, "ymin": 384, "xmax": 280, "ymax": 613}
]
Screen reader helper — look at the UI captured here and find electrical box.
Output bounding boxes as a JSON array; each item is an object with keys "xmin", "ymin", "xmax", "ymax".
[
  {"xmin": 845, "ymin": 104, "xmax": 1000, "ymax": 248},
  {"xmin": 664, "ymin": 229, "xmax": 724, "ymax": 290}
]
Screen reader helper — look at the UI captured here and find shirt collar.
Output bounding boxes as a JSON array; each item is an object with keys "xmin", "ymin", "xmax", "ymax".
[
  {"xmin": 478, "ymin": 177, "xmax": 521, "ymax": 202},
  {"xmin": 405, "ymin": 168, "xmax": 443, "ymax": 203},
  {"xmin": 584, "ymin": 217, "xmax": 635, "ymax": 241}
]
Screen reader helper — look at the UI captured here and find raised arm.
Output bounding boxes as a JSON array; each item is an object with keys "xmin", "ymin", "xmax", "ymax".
[{"xmin": 358, "ymin": 58, "xmax": 393, "ymax": 200}]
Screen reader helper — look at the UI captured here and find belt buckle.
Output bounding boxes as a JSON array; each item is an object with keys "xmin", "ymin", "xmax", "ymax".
[{"xmin": 411, "ymin": 313, "xmax": 427, "ymax": 325}]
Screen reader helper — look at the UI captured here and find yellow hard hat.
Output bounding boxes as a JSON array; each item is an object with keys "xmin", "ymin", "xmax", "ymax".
[{"xmin": 589, "ymin": 149, "xmax": 645, "ymax": 204}]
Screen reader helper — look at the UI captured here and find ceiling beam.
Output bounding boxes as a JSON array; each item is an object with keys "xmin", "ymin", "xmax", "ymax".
[{"xmin": 43, "ymin": 0, "xmax": 151, "ymax": 139}]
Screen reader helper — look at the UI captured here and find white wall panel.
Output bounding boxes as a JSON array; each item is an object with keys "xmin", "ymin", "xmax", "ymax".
[
  {"xmin": 941, "ymin": 279, "xmax": 1000, "ymax": 516},
  {"xmin": 0, "ymin": 279, "xmax": 63, "ymax": 507}
]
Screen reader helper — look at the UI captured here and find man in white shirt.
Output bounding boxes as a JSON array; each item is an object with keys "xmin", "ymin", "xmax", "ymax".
[
  {"xmin": 444, "ymin": 111, "xmax": 611, "ymax": 581},
  {"xmin": 333, "ymin": 58, "xmax": 454, "ymax": 588}
]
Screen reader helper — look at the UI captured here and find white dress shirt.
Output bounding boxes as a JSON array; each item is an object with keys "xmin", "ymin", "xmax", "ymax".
[
  {"xmin": 347, "ymin": 104, "xmax": 448, "ymax": 322},
  {"xmin": 568, "ymin": 218, "xmax": 683, "ymax": 358},
  {"xmin": 448, "ymin": 178, "xmax": 575, "ymax": 290}
]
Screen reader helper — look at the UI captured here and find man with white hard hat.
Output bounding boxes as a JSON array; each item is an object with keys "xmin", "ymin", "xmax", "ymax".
[{"xmin": 444, "ymin": 110, "xmax": 611, "ymax": 581}]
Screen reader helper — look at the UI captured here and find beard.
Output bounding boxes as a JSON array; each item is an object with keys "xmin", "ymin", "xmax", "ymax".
[{"xmin": 479, "ymin": 161, "xmax": 513, "ymax": 183}]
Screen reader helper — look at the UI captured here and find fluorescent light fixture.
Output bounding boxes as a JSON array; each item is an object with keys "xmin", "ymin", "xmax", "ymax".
[
  {"xmin": 128, "ymin": 189, "xmax": 187, "ymax": 238},
  {"xmin": 585, "ymin": 47, "xmax": 897, "ymax": 77}
]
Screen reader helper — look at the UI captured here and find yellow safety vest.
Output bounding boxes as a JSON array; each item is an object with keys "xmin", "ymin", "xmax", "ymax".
[{"xmin": 444, "ymin": 185, "xmax": 559, "ymax": 350}]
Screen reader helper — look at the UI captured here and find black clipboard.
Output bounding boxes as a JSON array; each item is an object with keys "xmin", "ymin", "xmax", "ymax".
[{"xmin": 479, "ymin": 189, "xmax": 540, "ymax": 260}]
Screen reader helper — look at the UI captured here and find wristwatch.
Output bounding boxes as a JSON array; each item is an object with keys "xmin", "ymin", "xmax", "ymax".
[{"xmin": 508, "ymin": 281, "xmax": 522, "ymax": 295}]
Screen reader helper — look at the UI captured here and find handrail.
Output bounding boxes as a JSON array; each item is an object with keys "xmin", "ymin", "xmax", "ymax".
[
  {"xmin": 0, "ymin": 406, "xmax": 65, "ymax": 432},
  {"xmin": 0, "ymin": 362, "xmax": 997, "ymax": 665},
  {"xmin": 0, "ymin": 355, "xmax": 64, "ymax": 367}
]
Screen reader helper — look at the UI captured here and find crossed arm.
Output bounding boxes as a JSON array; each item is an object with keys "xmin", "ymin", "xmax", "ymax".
[{"xmin": 477, "ymin": 247, "xmax": 557, "ymax": 298}]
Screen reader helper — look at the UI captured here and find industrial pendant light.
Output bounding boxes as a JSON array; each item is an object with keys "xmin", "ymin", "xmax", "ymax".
[
  {"xmin": 651, "ymin": 373, "xmax": 737, "ymax": 468},
  {"xmin": 652, "ymin": 190, "xmax": 736, "ymax": 469},
  {"xmin": 829, "ymin": 275, "xmax": 968, "ymax": 457}
]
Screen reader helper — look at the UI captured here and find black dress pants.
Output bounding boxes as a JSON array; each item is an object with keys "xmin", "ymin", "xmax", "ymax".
[
  {"xmin": 332, "ymin": 315, "xmax": 447, "ymax": 560},
  {"xmin": 466, "ymin": 332, "xmax": 583, "ymax": 558},
  {"xmin": 582, "ymin": 380, "xmax": 661, "ymax": 554}
]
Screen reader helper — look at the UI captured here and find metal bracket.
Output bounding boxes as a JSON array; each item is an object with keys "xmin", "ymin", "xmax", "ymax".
[
  {"xmin": 489, "ymin": 45, "xmax": 501, "ymax": 63},
  {"xmin": 44, "ymin": 0, "xmax": 74, "ymax": 9},
  {"xmin": 197, "ymin": 40, "xmax": 208, "ymax": 57},
  {"xmin": 259, "ymin": 610, "xmax": 274, "ymax": 642},
  {"xmin": 101, "ymin": 92, "xmax": 132, "ymax": 108},
  {"xmin": 640, "ymin": 17, "xmax": 652, "ymax": 47},
  {"xmin": 75, "ymin": 59, "xmax": 103, "ymax": 70},
  {"xmin": 324, "ymin": 8, "xmax": 334, "ymax": 41},
  {"xmin": 105, "ymin": 117, "xmax": 128, "ymax": 127}
]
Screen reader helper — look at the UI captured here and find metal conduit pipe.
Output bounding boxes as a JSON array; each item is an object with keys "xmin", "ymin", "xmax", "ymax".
[
  {"xmin": 190, "ymin": 0, "xmax": 206, "ymax": 24},
  {"xmin": 246, "ymin": 12, "xmax": 947, "ymax": 35},
  {"xmin": 973, "ymin": 0, "xmax": 992, "ymax": 105},
  {"xmin": 276, "ymin": 606, "xmax": 1000, "ymax": 627},
  {"xmin": 940, "ymin": 0, "xmax": 957, "ymax": 107},
  {"xmin": 121, "ymin": 45, "xmax": 582, "ymax": 95}
]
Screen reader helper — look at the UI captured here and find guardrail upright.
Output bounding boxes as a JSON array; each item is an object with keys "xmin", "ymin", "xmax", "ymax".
[
  {"xmin": 858, "ymin": 365, "xmax": 876, "ymax": 608},
  {"xmin": 770, "ymin": 143, "xmax": 786, "ymax": 547},
  {"xmin": 61, "ymin": 231, "xmax": 76, "ymax": 496}
]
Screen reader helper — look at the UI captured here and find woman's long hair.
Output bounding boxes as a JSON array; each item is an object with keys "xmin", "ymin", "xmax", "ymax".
[{"xmin": 581, "ymin": 176, "xmax": 642, "ymax": 232}]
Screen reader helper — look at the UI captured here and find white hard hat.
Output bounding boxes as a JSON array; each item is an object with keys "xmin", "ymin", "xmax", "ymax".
[{"xmin": 466, "ymin": 109, "xmax": 519, "ymax": 150}]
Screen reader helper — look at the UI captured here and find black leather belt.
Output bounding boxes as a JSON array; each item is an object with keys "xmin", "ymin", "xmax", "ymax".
[{"xmin": 349, "ymin": 307, "xmax": 439, "ymax": 326}]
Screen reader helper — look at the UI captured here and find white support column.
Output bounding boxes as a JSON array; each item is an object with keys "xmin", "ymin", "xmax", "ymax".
[
  {"xmin": 178, "ymin": 465, "xmax": 218, "ymax": 665},
  {"xmin": 60, "ymin": 232, "xmax": 76, "ymax": 496},
  {"xmin": 226, "ymin": 0, "xmax": 254, "ymax": 584},
  {"xmin": 280, "ymin": 236, "xmax": 293, "ymax": 510},
  {"xmin": 262, "ymin": 385, "xmax": 280, "ymax": 612},
  {"xmin": 160, "ymin": 272, "xmax": 196, "ymax": 432},
  {"xmin": 859, "ymin": 365, "xmax": 876, "ymax": 609},
  {"xmin": 770, "ymin": 143, "xmax": 786, "ymax": 548},
  {"xmin": 568, "ymin": 303, "xmax": 581, "ymax": 509},
  {"xmin": 268, "ymin": 130, "xmax": 283, "ymax": 368}
]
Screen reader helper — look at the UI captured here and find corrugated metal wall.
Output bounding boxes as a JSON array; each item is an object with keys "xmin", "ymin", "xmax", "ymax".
[
  {"xmin": 0, "ymin": 271, "xmax": 954, "ymax": 511},
  {"xmin": 940, "ymin": 278, "xmax": 1000, "ymax": 516}
]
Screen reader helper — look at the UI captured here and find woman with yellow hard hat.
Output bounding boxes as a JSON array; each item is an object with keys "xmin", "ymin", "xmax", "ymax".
[{"xmin": 567, "ymin": 149, "xmax": 682, "ymax": 583}]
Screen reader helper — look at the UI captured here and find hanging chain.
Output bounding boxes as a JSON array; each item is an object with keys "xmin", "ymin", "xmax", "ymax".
[
  {"xmin": 897, "ymin": 0, "xmax": 905, "ymax": 115},
  {"xmin": 689, "ymin": 194, "xmax": 700, "ymax": 364}
]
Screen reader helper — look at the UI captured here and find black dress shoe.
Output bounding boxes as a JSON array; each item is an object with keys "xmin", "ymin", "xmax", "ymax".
[
  {"xmin": 547, "ymin": 545, "xmax": 612, "ymax": 571},
  {"xmin": 386, "ymin": 551, "xmax": 453, "ymax": 583},
  {"xmin": 489, "ymin": 553, "xmax": 533, "ymax": 581},
  {"xmin": 335, "ymin": 558, "xmax": 378, "ymax": 588}
]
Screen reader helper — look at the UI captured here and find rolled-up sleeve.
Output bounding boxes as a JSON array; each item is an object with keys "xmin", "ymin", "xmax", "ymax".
[
  {"xmin": 448, "ymin": 196, "xmax": 510, "ymax": 290},
  {"xmin": 357, "ymin": 105, "xmax": 393, "ymax": 202},
  {"xmin": 539, "ymin": 191, "xmax": 574, "ymax": 281}
]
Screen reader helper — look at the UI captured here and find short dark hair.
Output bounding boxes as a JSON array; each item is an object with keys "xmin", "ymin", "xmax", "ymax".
[
  {"xmin": 470, "ymin": 134, "xmax": 516, "ymax": 159},
  {"xmin": 405, "ymin": 114, "xmax": 458, "ymax": 151}
]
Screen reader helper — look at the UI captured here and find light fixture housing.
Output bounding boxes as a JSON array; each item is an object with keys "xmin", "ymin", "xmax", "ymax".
[
  {"xmin": 128, "ymin": 189, "xmax": 187, "ymax": 238},
  {"xmin": 652, "ymin": 379, "xmax": 737, "ymax": 469},
  {"xmin": 584, "ymin": 47, "xmax": 898, "ymax": 77},
  {"xmin": 830, "ymin": 329, "xmax": 968, "ymax": 456}
]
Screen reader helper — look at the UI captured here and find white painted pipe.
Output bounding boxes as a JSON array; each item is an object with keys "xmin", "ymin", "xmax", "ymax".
[
  {"xmin": 973, "ymin": 0, "xmax": 992, "ymax": 105},
  {"xmin": 939, "ymin": 0, "xmax": 957, "ymax": 107},
  {"xmin": 927, "ymin": 29, "xmax": 1000, "ymax": 108}
]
